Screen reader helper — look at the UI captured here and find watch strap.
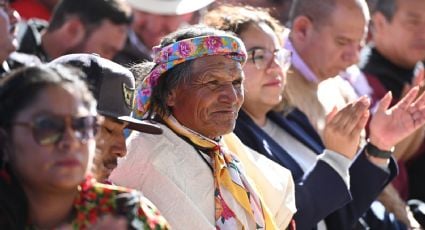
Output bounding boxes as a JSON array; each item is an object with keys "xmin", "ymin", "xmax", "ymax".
[{"xmin": 365, "ymin": 142, "xmax": 394, "ymax": 159}]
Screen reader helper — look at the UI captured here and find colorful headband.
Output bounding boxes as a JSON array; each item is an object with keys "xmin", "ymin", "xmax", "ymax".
[{"xmin": 136, "ymin": 35, "xmax": 247, "ymax": 116}]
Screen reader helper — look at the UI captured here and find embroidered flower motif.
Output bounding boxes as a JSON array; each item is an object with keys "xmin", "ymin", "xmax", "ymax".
[
  {"xmin": 149, "ymin": 68, "xmax": 162, "ymax": 87},
  {"xmin": 204, "ymin": 37, "xmax": 223, "ymax": 51},
  {"xmin": 178, "ymin": 41, "xmax": 194, "ymax": 57},
  {"xmin": 158, "ymin": 47, "xmax": 173, "ymax": 63},
  {"xmin": 136, "ymin": 35, "xmax": 247, "ymax": 116}
]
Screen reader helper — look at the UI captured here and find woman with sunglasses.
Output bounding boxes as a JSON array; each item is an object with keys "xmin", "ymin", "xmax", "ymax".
[
  {"xmin": 0, "ymin": 65, "xmax": 169, "ymax": 229},
  {"xmin": 205, "ymin": 5, "xmax": 425, "ymax": 229}
]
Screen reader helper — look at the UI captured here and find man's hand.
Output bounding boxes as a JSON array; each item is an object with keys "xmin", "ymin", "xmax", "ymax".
[
  {"xmin": 369, "ymin": 87, "xmax": 425, "ymax": 151},
  {"xmin": 323, "ymin": 96, "xmax": 370, "ymax": 159}
]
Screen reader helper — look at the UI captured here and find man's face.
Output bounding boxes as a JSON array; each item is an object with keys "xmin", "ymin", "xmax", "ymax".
[
  {"xmin": 374, "ymin": 0, "xmax": 425, "ymax": 67},
  {"xmin": 131, "ymin": 10, "xmax": 194, "ymax": 49},
  {"xmin": 67, "ymin": 19, "xmax": 128, "ymax": 60},
  {"xmin": 0, "ymin": 9, "xmax": 15, "ymax": 62},
  {"xmin": 168, "ymin": 56, "xmax": 244, "ymax": 139},
  {"xmin": 93, "ymin": 117, "xmax": 127, "ymax": 181},
  {"xmin": 299, "ymin": 5, "xmax": 367, "ymax": 81}
]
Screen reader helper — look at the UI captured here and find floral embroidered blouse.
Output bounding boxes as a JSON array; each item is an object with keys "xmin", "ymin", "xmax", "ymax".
[{"xmin": 27, "ymin": 176, "xmax": 170, "ymax": 230}]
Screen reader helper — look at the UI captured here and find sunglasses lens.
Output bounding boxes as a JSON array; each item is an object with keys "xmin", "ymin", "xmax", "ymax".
[
  {"xmin": 72, "ymin": 116, "xmax": 98, "ymax": 142},
  {"xmin": 33, "ymin": 116, "xmax": 64, "ymax": 145}
]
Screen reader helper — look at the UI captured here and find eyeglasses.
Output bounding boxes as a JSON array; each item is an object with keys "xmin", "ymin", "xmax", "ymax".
[
  {"xmin": 247, "ymin": 48, "xmax": 292, "ymax": 72},
  {"xmin": 13, "ymin": 115, "xmax": 99, "ymax": 146}
]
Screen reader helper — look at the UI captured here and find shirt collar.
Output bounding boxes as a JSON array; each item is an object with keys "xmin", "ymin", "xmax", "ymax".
[{"xmin": 284, "ymin": 39, "xmax": 319, "ymax": 83}]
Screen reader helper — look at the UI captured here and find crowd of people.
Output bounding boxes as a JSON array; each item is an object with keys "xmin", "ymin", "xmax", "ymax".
[{"xmin": 1, "ymin": 0, "xmax": 425, "ymax": 229}]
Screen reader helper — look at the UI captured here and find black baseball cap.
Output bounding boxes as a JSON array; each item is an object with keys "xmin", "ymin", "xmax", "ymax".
[{"xmin": 49, "ymin": 53, "xmax": 162, "ymax": 134}]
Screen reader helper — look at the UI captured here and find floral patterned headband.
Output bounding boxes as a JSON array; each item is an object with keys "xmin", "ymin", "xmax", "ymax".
[{"xmin": 136, "ymin": 35, "xmax": 247, "ymax": 116}]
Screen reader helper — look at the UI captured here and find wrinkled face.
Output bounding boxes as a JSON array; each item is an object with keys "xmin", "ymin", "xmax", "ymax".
[
  {"xmin": 374, "ymin": 0, "xmax": 425, "ymax": 67},
  {"xmin": 0, "ymin": 9, "xmax": 15, "ymax": 62},
  {"xmin": 93, "ymin": 117, "xmax": 127, "ymax": 182},
  {"xmin": 131, "ymin": 10, "xmax": 194, "ymax": 49},
  {"xmin": 68, "ymin": 19, "xmax": 128, "ymax": 60},
  {"xmin": 10, "ymin": 85, "xmax": 96, "ymax": 191},
  {"xmin": 240, "ymin": 23, "xmax": 287, "ymax": 112},
  {"xmin": 301, "ymin": 5, "xmax": 367, "ymax": 80},
  {"xmin": 168, "ymin": 56, "xmax": 244, "ymax": 139}
]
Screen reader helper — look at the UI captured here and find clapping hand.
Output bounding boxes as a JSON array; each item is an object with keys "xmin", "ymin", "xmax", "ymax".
[
  {"xmin": 369, "ymin": 87, "xmax": 425, "ymax": 151},
  {"xmin": 323, "ymin": 96, "xmax": 370, "ymax": 159}
]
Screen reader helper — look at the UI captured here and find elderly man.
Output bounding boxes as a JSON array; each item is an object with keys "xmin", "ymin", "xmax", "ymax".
[
  {"xmin": 16, "ymin": 0, "xmax": 132, "ymax": 62},
  {"xmin": 204, "ymin": 4, "xmax": 425, "ymax": 229},
  {"xmin": 111, "ymin": 25, "xmax": 296, "ymax": 229},
  {"xmin": 49, "ymin": 53, "xmax": 162, "ymax": 182},
  {"xmin": 113, "ymin": 0, "xmax": 214, "ymax": 65}
]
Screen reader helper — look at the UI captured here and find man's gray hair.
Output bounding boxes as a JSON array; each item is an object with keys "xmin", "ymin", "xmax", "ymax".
[
  {"xmin": 288, "ymin": 0, "xmax": 336, "ymax": 27},
  {"xmin": 289, "ymin": 0, "xmax": 370, "ymax": 27}
]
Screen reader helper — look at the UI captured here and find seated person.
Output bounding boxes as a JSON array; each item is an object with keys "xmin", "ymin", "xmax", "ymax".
[
  {"xmin": 0, "ymin": 65, "xmax": 169, "ymax": 229},
  {"xmin": 49, "ymin": 53, "xmax": 162, "ymax": 182},
  {"xmin": 110, "ymin": 25, "xmax": 296, "ymax": 229},
  {"xmin": 205, "ymin": 5, "xmax": 425, "ymax": 229}
]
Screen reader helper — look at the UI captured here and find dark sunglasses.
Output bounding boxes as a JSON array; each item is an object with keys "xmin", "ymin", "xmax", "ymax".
[{"xmin": 14, "ymin": 115, "xmax": 99, "ymax": 146}]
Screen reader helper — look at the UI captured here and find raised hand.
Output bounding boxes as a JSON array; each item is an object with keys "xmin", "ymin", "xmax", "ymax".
[
  {"xmin": 323, "ymin": 96, "xmax": 370, "ymax": 159},
  {"xmin": 369, "ymin": 87, "xmax": 425, "ymax": 151}
]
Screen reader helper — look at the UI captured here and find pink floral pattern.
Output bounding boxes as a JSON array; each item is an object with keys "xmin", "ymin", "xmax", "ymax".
[
  {"xmin": 136, "ymin": 35, "xmax": 247, "ymax": 116},
  {"xmin": 178, "ymin": 41, "xmax": 194, "ymax": 57},
  {"xmin": 204, "ymin": 37, "xmax": 223, "ymax": 51}
]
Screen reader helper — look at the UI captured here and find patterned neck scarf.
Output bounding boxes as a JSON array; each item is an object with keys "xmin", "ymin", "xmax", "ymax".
[
  {"xmin": 163, "ymin": 115, "xmax": 277, "ymax": 229},
  {"xmin": 136, "ymin": 35, "xmax": 247, "ymax": 116}
]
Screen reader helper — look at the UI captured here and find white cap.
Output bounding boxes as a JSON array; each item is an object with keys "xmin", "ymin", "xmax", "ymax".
[{"xmin": 126, "ymin": 0, "xmax": 215, "ymax": 15}]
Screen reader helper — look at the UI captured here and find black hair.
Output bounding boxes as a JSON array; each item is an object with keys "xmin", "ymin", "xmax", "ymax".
[
  {"xmin": 204, "ymin": 5, "xmax": 285, "ymax": 42},
  {"xmin": 373, "ymin": 0, "xmax": 397, "ymax": 21},
  {"xmin": 0, "ymin": 64, "xmax": 95, "ymax": 229},
  {"xmin": 47, "ymin": 0, "xmax": 132, "ymax": 32}
]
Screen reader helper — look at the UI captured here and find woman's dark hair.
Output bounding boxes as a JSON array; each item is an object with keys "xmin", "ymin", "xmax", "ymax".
[
  {"xmin": 131, "ymin": 24, "xmax": 232, "ymax": 118},
  {"xmin": 203, "ymin": 5, "xmax": 286, "ymax": 42},
  {"xmin": 0, "ymin": 64, "xmax": 95, "ymax": 229}
]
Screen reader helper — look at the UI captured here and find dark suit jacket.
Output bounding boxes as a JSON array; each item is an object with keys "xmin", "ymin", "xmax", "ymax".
[{"xmin": 234, "ymin": 109, "xmax": 397, "ymax": 229}]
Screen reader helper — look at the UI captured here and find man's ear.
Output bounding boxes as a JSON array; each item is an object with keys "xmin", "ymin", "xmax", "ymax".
[
  {"xmin": 291, "ymin": 15, "xmax": 314, "ymax": 43},
  {"xmin": 166, "ymin": 89, "xmax": 177, "ymax": 107},
  {"xmin": 372, "ymin": 12, "xmax": 388, "ymax": 34},
  {"xmin": 62, "ymin": 18, "xmax": 85, "ymax": 46}
]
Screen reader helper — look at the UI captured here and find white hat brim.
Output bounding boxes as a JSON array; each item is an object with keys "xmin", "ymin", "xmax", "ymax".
[{"xmin": 126, "ymin": 0, "xmax": 215, "ymax": 15}]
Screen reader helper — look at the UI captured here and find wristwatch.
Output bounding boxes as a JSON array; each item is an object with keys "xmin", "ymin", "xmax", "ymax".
[{"xmin": 365, "ymin": 141, "xmax": 394, "ymax": 159}]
